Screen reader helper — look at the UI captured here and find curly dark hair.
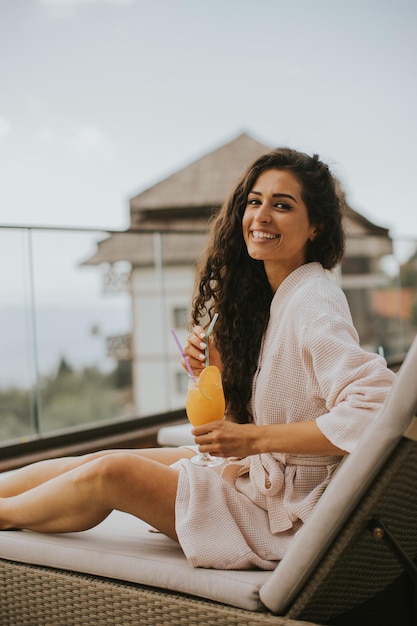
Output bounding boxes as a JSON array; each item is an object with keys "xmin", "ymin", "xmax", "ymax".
[{"xmin": 191, "ymin": 147, "xmax": 345, "ymax": 423}]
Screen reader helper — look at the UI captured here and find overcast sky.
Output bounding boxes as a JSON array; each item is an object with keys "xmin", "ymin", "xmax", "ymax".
[{"xmin": 1, "ymin": 0, "xmax": 416, "ymax": 238}]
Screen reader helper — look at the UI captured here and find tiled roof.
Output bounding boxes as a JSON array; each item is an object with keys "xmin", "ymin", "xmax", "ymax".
[{"xmin": 130, "ymin": 132, "xmax": 268, "ymax": 216}]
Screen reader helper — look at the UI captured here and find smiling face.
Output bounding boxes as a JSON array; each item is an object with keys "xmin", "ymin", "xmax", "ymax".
[{"xmin": 242, "ymin": 168, "xmax": 318, "ymax": 291}]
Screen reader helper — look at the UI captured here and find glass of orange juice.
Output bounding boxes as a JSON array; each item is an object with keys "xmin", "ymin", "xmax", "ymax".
[{"xmin": 186, "ymin": 365, "xmax": 225, "ymax": 467}]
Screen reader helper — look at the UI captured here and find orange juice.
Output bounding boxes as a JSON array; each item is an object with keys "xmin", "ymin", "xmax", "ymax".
[{"xmin": 186, "ymin": 366, "xmax": 225, "ymax": 426}]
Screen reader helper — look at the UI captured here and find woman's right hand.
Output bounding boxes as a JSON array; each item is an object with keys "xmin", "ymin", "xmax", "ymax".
[{"xmin": 183, "ymin": 325, "xmax": 222, "ymax": 376}]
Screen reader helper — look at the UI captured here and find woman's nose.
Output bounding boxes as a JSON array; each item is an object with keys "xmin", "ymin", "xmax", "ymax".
[{"xmin": 255, "ymin": 202, "xmax": 272, "ymax": 222}]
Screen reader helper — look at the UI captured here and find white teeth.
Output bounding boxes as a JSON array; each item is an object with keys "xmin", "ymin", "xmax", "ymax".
[{"xmin": 252, "ymin": 231, "xmax": 279, "ymax": 240}]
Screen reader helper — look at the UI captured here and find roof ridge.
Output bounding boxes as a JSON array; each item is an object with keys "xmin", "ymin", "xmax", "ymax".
[{"xmin": 129, "ymin": 132, "xmax": 269, "ymax": 212}]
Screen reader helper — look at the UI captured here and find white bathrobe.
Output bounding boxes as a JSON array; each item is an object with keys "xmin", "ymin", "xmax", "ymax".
[{"xmin": 175, "ymin": 263, "xmax": 396, "ymax": 570}]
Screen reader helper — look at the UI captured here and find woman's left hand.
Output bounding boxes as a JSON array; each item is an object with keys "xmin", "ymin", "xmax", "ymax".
[{"xmin": 191, "ymin": 420, "xmax": 259, "ymax": 459}]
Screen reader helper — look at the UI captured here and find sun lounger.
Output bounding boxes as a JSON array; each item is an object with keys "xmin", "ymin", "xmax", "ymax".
[{"xmin": 1, "ymin": 337, "xmax": 417, "ymax": 626}]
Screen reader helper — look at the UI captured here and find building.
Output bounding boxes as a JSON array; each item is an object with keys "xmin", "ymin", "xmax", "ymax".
[{"xmin": 83, "ymin": 133, "xmax": 393, "ymax": 416}]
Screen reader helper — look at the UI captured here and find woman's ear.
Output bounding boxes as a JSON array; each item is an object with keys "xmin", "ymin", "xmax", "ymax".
[{"xmin": 310, "ymin": 224, "xmax": 323, "ymax": 241}]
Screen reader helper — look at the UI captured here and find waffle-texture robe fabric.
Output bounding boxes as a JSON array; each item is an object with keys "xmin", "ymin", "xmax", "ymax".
[{"xmin": 175, "ymin": 263, "xmax": 396, "ymax": 569}]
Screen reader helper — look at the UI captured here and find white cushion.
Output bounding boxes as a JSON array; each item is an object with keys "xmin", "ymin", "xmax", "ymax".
[
  {"xmin": 0, "ymin": 509, "xmax": 270, "ymax": 611},
  {"xmin": 157, "ymin": 422, "xmax": 195, "ymax": 446}
]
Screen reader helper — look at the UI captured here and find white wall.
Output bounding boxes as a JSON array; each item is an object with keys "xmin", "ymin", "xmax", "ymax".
[{"xmin": 130, "ymin": 264, "xmax": 195, "ymax": 416}]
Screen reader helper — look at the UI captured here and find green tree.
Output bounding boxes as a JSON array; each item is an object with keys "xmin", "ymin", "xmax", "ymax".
[{"xmin": 0, "ymin": 358, "xmax": 132, "ymax": 443}]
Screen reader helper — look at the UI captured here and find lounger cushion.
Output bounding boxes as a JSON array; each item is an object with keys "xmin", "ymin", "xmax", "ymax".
[
  {"xmin": 157, "ymin": 422, "xmax": 194, "ymax": 446},
  {"xmin": 0, "ymin": 509, "xmax": 271, "ymax": 611}
]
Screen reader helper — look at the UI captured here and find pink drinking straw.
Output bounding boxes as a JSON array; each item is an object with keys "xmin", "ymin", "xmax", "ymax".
[{"xmin": 170, "ymin": 329, "xmax": 197, "ymax": 382}]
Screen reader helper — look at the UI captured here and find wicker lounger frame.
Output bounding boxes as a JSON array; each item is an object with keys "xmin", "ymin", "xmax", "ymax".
[
  {"xmin": 285, "ymin": 434, "xmax": 417, "ymax": 625},
  {"xmin": 1, "ymin": 435, "xmax": 416, "ymax": 626},
  {"xmin": 0, "ymin": 559, "xmax": 319, "ymax": 626}
]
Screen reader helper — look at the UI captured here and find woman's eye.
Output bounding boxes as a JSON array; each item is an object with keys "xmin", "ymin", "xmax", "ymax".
[
  {"xmin": 274, "ymin": 202, "xmax": 290, "ymax": 210},
  {"xmin": 246, "ymin": 199, "xmax": 292, "ymax": 210}
]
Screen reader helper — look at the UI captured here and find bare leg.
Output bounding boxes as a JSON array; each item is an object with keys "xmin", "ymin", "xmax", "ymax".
[
  {"xmin": 0, "ymin": 447, "xmax": 195, "ymax": 498},
  {"xmin": 0, "ymin": 452, "xmax": 184, "ymax": 540}
]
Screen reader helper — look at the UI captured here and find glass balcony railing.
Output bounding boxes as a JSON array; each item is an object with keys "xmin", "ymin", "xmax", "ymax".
[
  {"xmin": 0, "ymin": 226, "xmax": 134, "ymax": 444},
  {"xmin": 1, "ymin": 225, "xmax": 417, "ymax": 446}
]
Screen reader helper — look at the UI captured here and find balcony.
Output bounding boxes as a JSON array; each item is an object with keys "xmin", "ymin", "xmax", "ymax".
[{"xmin": 1, "ymin": 225, "xmax": 416, "ymax": 469}]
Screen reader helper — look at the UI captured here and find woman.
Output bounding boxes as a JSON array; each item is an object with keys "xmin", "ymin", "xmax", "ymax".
[{"xmin": 0, "ymin": 147, "xmax": 395, "ymax": 570}]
